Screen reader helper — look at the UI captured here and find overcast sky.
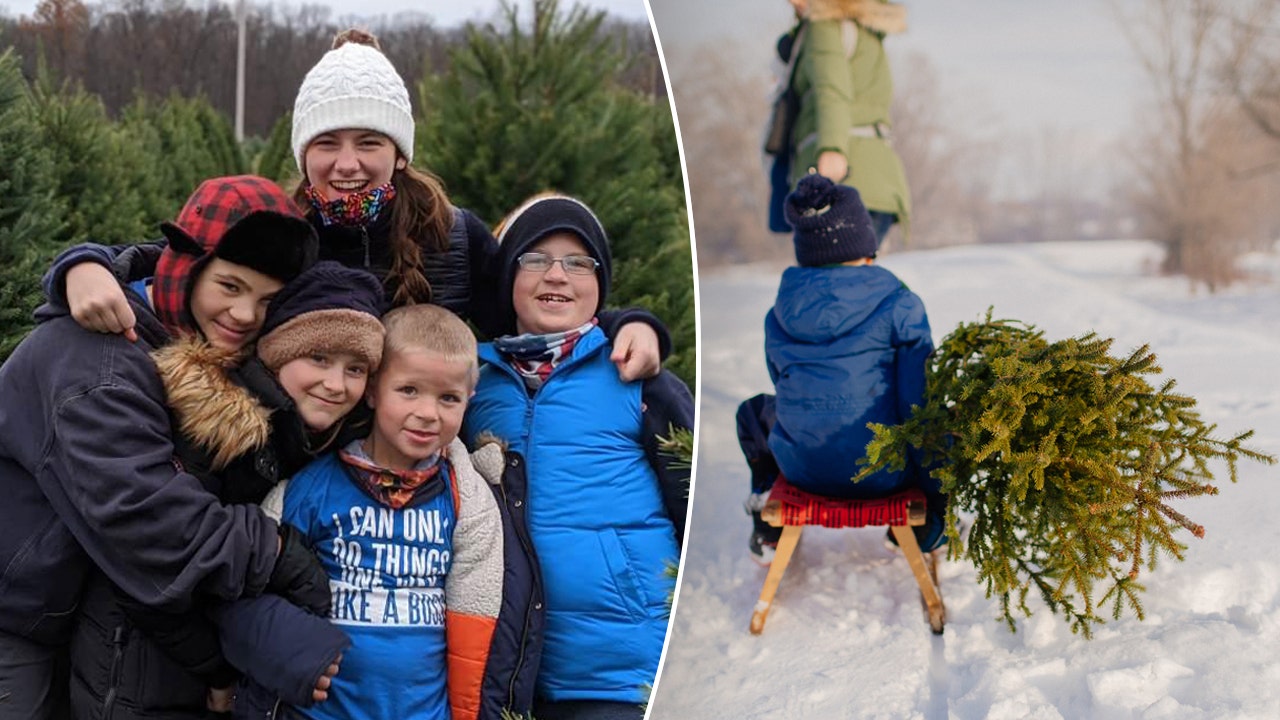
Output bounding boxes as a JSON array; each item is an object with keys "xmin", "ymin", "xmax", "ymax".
[
  {"xmin": 3, "ymin": 0, "xmax": 1149, "ymax": 196},
  {"xmin": 650, "ymin": 0, "xmax": 1147, "ymax": 198},
  {"xmin": 0, "ymin": 0, "xmax": 651, "ymax": 26}
]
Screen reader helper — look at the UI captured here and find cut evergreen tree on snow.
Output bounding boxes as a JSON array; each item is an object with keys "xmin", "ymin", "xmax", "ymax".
[{"xmin": 854, "ymin": 309, "xmax": 1276, "ymax": 637}]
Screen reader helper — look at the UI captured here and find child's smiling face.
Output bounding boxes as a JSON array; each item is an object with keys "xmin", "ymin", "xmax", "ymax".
[
  {"xmin": 512, "ymin": 233, "xmax": 600, "ymax": 335},
  {"xmin": 188, "ymin": 259, "xmax": 282, "ymax": 353},
  {"xmin": 276, "ymin": 350, "xmax": 370, "ymax": 432},
  {"xmin": 365, "ymin": 348, "xmax": 473, "ymax": 470}
]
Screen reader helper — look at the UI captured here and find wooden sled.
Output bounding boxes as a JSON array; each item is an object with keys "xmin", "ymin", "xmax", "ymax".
[{"xmin": 749, "ymin": 476, "xmax": 946, "ymax": 635}]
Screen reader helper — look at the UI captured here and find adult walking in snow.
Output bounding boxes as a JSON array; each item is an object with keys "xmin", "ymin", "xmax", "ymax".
[{"xmin": 767, "ymin": 0, "xmax": 911, "ymax": 245}]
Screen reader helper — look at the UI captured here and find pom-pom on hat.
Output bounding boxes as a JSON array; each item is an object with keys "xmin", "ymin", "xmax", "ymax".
[
  {"xmin": 291, "ymin": 29, "xmax": 414, "ymax": 173},
  {"xmin": 153, "ymin": 175, "xmax": 318, "ymax": 334},
  {"xmin": 784, "ymin": 174, "xmax": 878, "ymax": 267},
  {"xmin": 494, "ymin": 194, "xmax": 612, "ymax": 335},
  {"xmin": 257, "ymin": 261, "xmax": 387, "ymax": 373}
]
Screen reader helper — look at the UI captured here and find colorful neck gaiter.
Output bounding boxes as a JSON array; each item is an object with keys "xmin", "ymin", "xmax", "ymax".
[
  {"xmin": 493, "ymin": 318, "xmax": 598, "ymax": 392},
  {"xmin": 339, "ymin": 438, "xmax": 450, "ymax": 510},
  {"xmin": 305, "ymin": 182, "xmax": 397, "ymax": 227}
]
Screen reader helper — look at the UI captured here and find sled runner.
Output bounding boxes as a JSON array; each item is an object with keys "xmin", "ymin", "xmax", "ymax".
[{"xmin": 749, "ymin": 476, "xmax": 946, "ymax": 635}]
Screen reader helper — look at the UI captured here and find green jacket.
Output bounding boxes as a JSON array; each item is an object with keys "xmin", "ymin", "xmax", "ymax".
[{"xmin": 788, "ymin": 0, "xmax": 910, "ymax": 229}]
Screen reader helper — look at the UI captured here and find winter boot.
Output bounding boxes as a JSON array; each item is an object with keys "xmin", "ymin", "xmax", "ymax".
[
  {"xmin": 884, "ymin": 509, "xmax": 950, "ymax": 553},
  {"xmin": 745, "ymin": 492, "xmax": 783, "ymax": 565}
]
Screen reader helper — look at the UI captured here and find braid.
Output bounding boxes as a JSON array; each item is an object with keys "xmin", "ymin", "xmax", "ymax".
[{"xmin": 386, "ymin": 165, "xmax": 452, "ymax": 306}]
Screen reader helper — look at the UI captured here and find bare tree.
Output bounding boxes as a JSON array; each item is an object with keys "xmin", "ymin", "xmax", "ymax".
[
  {"xmin": 1109, "ymin": 0, "xmax": 1276, "ymax": 289},
  {"xmin": 23, "ymin": 0, "xmax": 89, "ymax": 80},
  {"xmin": 1219, "ymin": 0, "xmax": 1280, "ymax": 173},
  {"xmin": 666, "ymin": 45, "xmax": 783, "ymax": 268}
]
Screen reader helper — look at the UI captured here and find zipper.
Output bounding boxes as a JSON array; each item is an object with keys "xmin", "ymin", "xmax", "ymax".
[
  {"xmin": 101, "ymin": 625, "xmax": 127, "ymax": 717},
  {"xmin": 360, "ymin": 226, "xmax": 371, "ymax": 268},
  {"xmin": 503, "ymin": 456, "xmax": 542, "ymax": 709}
]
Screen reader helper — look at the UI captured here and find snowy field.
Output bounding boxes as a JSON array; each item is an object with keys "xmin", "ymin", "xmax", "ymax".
[{"xmin": 651, "ymin": 240, "xmax": 1280, "ymax": 720}]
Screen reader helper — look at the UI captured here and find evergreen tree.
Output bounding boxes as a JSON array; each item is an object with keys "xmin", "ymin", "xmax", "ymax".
[
  {"xmin": 855, "ymin": 311, "xmax": 1276, "ymax": 637},
  {"xmin": 416, "ymin": 0, "xmax": 695, "ymax": 386},
  {"xmin": 254, "ymin": 110, "xmax": 300, "ymax": 187},
  {"xmin": 0, "ymin": 49, "xmax": 64, "ymax": 361},
  {"xmin": 24, "ymin": 56, "xmax": 152, "ymax": 245},
  {"xmin": 119, "ymin": 92, "xmax": 247, "ymax": 217}
]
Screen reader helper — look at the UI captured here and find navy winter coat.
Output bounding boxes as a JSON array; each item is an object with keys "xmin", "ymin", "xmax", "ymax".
[
  {"xmin": 765, "ymin": 264, "xmax": 933, "ymax": 497},
  {"xmin": 0, "ymin": 291, "xmax": 279, "ymax": 646}
]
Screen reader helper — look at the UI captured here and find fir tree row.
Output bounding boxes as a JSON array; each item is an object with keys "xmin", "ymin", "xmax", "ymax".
[{"xmin": 0, "ymin": 0, "xmax": 694, "ymax": 390}]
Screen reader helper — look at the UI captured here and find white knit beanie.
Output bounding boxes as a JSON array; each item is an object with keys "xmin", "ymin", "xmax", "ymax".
[{"xmin": 291, "ymin": 41, "xmax": 415, "ymax": 172}]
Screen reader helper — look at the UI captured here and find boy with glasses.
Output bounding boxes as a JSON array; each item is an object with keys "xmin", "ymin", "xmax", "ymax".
[{"xmin": 463, "ymin": 194, "xmax": 693, "ymax": 720}]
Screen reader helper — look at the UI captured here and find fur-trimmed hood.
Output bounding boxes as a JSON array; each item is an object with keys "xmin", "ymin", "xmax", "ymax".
[
  {"xmin": 151, "ymin": 334, "xmax": 272, "ymax": 470},
  {"xmin": 808, "ymin": 0, "xmax": 907, "ymax": 34}
]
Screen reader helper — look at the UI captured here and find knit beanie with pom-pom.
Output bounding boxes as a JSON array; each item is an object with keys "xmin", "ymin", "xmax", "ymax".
[
  {"xmin": 291, "ymin": 29, "xmax": 414, "ymax": 172},
  {"xmin": 784, "ymin": 174, "xmax": 878, "ymax": 267}
]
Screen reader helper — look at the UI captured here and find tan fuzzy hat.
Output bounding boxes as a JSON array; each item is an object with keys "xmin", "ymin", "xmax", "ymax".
[{"xmin": 257, "ymin": 261, "xmax": 387, "ymax": 372}]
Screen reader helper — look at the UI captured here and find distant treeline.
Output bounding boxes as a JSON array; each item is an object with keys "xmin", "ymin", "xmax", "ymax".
[
  {"xmin": 0, "ymin": 0, "xmax": 695, "ymax": 390},
  {"xmin": 0, "ymin": 0, "xmax": 666, "ymax": 138}
]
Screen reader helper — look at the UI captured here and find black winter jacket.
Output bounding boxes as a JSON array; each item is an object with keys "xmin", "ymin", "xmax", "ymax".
[
  {"xmin": 480, "ymin": 451, "xmax": 545, "ymax": 719},
  {"xmin": 0, "ymin": 290, "xmax": 280, "ymax": 646},
  {"xmin": 66, "ymin": 338, "xmax": 349, "ymax": 720}
]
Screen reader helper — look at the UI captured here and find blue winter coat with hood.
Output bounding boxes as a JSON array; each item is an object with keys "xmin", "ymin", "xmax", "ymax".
[{"xmin": 765, "ymin": 263, "xmax": 933, "ymax": 497}]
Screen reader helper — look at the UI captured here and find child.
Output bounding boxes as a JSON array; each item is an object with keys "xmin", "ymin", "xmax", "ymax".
[
  {"xmin": 266, "ymin": 303, "xmax": 504, "ymax": 720},
  {"xmin": 0, "ymin": 175, "xmax": 329, "ymax": 720},
  {"xmin": 739, "ymin": 173, "xmax": 943, "ymax": 565},
  {"xmin": 463, "ymin": 194, "xmax": 693, "ymax": 720},
  {"xmin": 81, "ymin": 260, "xmax": 390, "ymax": 719}
]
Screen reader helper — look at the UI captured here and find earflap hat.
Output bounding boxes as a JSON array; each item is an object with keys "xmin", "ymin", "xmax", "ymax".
[{"xmin": 153, "ymin": 175, "xmax": 318, "ymax": 334}]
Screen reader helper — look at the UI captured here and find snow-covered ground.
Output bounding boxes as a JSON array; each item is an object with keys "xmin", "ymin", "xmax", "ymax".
[{"xmin": 651, "ymin": 240, "xmax": 1280, "ymax": 720}]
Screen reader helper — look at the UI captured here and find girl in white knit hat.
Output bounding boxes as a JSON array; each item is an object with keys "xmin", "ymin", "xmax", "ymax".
[{"xmin": 45, "ymin": 29, "xmax": 669, "ymax": 385}]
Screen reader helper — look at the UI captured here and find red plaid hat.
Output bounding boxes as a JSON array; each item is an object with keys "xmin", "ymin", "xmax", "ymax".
[{"xmin": 153, "ymin": 175, "xmax": 318, "ymax": 333}]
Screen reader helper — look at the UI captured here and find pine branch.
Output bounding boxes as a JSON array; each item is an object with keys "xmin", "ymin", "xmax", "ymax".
[
  {"xmin": 855, "ymin": 309, "xmax": 1276, "ymax": 637},
  {"xmin": 656, "ymin": 423, "xmax": 694, "ymax": 473}
]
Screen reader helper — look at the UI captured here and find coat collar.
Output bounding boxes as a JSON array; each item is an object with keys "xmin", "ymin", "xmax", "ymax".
[
  {"xmin": 808, "ymin": 0, "xmax": 907, "ymax": 34},
  {"xmin": 150, "ymin": 334, "xmax": 272, "ymax": 470}
]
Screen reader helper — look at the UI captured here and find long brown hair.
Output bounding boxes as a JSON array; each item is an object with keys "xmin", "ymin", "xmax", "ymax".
[{"xmin": 384, "ymin": 165, "xmax": 452, "ymax": 306}]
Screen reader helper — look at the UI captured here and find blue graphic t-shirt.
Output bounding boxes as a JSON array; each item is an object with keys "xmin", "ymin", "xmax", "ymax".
[{"xmin": 282, "ymin": 453, "xmax": 456, "ymax": 720}]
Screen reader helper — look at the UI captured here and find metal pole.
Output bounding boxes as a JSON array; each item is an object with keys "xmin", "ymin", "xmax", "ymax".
[{"xmin": 235, "ymin": 0, "xmax": 246, "ymax": 142}]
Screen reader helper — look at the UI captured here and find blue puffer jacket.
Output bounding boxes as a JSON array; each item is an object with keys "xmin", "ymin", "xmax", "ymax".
[
  {"xmin": 765, "ymin": 264, "xmax": 933, "ymax": 497},
  {"xmin": 463, "ymin": 327, "xmax": 683, "ymax": 705}
]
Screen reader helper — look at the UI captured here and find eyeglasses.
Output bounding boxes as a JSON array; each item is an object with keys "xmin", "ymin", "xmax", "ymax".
[{"xmin": 516, "ymin": 252, "xmax": 600, "ymax": 275}]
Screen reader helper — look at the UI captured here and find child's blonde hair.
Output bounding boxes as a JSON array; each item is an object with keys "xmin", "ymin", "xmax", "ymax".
[{"xmin": 380, "ymin": 304, "xmax": 479, "ymax": 387}]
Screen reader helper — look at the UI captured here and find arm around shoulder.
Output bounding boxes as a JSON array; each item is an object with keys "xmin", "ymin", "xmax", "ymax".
[
  {"xmin": 641, "ymin": 371, "xmax": 695, "ymax": 546},
  {"xmin": 43, "ymin": 356, "xmax": 279, "ymax": 611}
]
